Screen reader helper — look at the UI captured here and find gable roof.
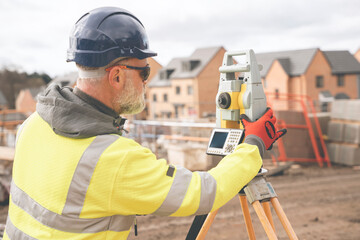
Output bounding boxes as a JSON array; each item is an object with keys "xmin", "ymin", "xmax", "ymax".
[
  {"xmin": 256, "ymin": 48, "xmax": 318, "ymax": 77},
  {"xmin": 0, "ymin": 90, "xmax": 7, "ymax": 106},
  {"xmin": 323, "ymin": 50, "xmax": 360, "ymax": 74},
  {"xmin": 148, "ymin": 58, "xmax": 182, "ymax": 87},
  {"xmin": 148, "ymin": 46, "xmax": 223, "ymax": 88},
  {"xmin": 277, "ymin": 58, "xmax": 291, "ymax": 75},
  {"xmin": 171, "ymin": 46, "xmax": 223, "ymax": 79}
]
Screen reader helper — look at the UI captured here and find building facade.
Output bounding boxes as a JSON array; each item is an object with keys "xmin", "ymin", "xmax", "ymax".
[
  {"xmin": 16, "ymin": 87, "xmax": 45, "ymax": 116},
  {"xmin": 147, "ymin": 46, "xmax": 226, "ymax": 120},
  {"xmin": 146, "ymin": 47, "xmax": 360, "ymax": 119},
  {"xmin": 257, "ymin": 48, "xmax": 360, "ymax": 109}
]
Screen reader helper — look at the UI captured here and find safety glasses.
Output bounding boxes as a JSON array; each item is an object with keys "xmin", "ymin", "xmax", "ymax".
[{"xmin": 106, "ymin": 64, "xmax": 150, "ymax": 82}]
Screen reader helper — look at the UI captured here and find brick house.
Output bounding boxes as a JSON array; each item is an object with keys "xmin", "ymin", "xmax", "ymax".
[
  {"xmin": 15, "ymin": 73, "xmax": 78, "ymax": 116},
  {"xmin": 257, "ymin": 48, "xmax": 360, "ymax": 107},
  {"xmin": 147, "ymin": 46, "xmax": 226, "ymax": 119},
  {"xmin": 15, "ymin": 87, "xmax": 45, "ymax": 116}
]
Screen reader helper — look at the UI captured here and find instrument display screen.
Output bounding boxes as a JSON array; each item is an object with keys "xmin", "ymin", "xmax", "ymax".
[
  {"xmin": 209, "ymin": 132, "xmax": 229, "ymax": 148},
  {"xmin": 207, "ymin": 128, "xmax": 244, "ymax": 156}
]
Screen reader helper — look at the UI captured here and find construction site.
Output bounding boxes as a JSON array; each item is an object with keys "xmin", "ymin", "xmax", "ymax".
[
  {"xmin": 1, "ymin": 41, "xmax": 360, "ymax": 239},
  {"xmin": 127, "ymin": 96, "xmax": 360, "ymax": 240},
  {"xmin": 1, "ymin": 95, "xmax": 360, "ymax": 239},
  {"xmin": 2, "ymin": 0, "xmax": 360, "ymax": 238}
]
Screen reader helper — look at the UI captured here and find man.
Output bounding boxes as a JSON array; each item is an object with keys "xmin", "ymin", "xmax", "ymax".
[{"xmin": 4, "ymin": 7, "xmax": 285, "ymax": 240}]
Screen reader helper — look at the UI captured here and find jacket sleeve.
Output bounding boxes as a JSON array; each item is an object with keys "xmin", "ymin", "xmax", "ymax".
[{"xmin": 111, "ymin": 142, "xmax": 262, "ymax": 217}]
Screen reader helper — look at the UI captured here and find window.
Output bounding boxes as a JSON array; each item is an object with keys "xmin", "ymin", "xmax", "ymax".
[
  {"xmin": 163, "ymin": 94, "xmax": 168, "ymax": 102},
  {"xmin": 190, "ymin": 60, "xmax": 200, "ymax": 70},
  {"xmin": 174, "ymin": 106, "xmax": 179, "ymax": 118},
  {"xmin": 176, "ymin": 86, "xmax": 181, "ymax": 95},
  {"xmin": 160, "ymin": 69, "xmax": 175, "ymax": 80},
  {"xmin": 337, "ymin": 75, "xmax": 345, "ymax": 87},
  {"xmin": 316, "ymin": 76, "xmax": 324, "ymax": 88},
  {"xmin": 182, "ymin": 60, "xmax": 200, "ymax": 72},
  {"xmin": 188, "ymin": 86, "xmax": 193, "ymax": 95},
  {"xmin": 153, "ymin": 94, "xmax": 157, "ymax": 102}
]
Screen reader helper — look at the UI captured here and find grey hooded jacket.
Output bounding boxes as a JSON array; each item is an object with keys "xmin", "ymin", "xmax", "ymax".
[{"xmin": 36, "ymin": 84, "xmax": 126, "ymax": 139}]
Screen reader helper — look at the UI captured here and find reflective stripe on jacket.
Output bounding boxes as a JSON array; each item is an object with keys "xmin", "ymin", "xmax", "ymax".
[{"xmin": 4, "ymin": 112, "xmax": 262, "ymax": 239}]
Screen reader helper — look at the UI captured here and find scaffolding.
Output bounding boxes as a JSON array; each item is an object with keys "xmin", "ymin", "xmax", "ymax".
[{"xmin": 266, "ymin": 92, "xmax": 331, "ymax": 167}]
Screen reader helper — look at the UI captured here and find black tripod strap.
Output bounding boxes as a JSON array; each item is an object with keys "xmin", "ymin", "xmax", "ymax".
[{"xmin": 186, "ymin": 214, "xmax": 208, "ymax": 240}]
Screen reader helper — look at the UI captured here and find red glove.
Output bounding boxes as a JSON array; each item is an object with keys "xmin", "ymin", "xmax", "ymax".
[{"xmin": 240, "ymin": 108, "xmax": 287, "ymax": 150}]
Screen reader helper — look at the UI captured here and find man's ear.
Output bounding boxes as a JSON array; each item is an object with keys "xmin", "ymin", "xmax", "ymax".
[{"xmin": 108, "ymin": 66, "xmax": 125, "ymax": 90}]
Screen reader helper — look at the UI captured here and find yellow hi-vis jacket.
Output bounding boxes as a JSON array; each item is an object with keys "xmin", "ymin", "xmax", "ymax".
[{"xmin": 4, "ymin": 113, "xmax": 262, "ymax": 240}]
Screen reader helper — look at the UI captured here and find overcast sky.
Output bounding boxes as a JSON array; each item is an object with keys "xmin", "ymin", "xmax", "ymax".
[{"xmin": 0, "ymin": 0, "xmax": 359, "ymax": 77}]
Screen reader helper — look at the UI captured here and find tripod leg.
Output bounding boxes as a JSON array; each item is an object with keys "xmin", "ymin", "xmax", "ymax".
[
  {"xmin": 239, "ymin": 195, "xmax": 256, "ymax": 240},
  {"xmin": 186, "ymin": 215, "xmax": 208, "ymax": 240},
  {"xmin": 252, "ymin": 200, "xmax": 278, "ymax": 240},
  {"xmin": 195, "ymin": 209, "xmax": 219, "ymax": 240},
  {"xmin": 270, "ymin": 198, "xmax": 298, "ymax": 240},
  {"xmin": 262, "ymin": 201, "xmax": 276, "ymax": 233}
]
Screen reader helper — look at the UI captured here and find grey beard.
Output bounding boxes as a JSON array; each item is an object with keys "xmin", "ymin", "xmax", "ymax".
[
  {"xmin": 119, "ymin": 95, "xmax": 145, "ymax": 115},
  {"xmin": 115, "ymin": 82, "xmax": 146, "ymax": 115}
]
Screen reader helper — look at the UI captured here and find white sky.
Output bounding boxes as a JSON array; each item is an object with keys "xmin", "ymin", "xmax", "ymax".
[{"xmin": 0, "ymin": 0, "xmax": 359, "ymax": 77}]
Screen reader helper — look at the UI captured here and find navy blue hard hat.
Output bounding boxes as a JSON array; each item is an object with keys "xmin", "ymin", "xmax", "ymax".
[{"xmin": 67, "ymin": 7, "xmax": 157, "ymax": 67}]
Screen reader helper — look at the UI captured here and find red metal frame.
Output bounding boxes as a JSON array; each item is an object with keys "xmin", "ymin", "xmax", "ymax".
[{"xmin": 266, "ymin": 92, "xmax": 331, "ymax": 167}]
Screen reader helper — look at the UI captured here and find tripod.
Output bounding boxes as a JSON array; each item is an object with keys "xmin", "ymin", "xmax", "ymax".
[{"xmin": 186, "ymin": 170, "xmax": 298, "ymax": 240}]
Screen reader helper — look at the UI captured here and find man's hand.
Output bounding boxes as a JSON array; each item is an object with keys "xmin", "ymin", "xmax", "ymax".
[{"xmin": 240, "ymin": 108, "xmax": 287, "ymax": 150}]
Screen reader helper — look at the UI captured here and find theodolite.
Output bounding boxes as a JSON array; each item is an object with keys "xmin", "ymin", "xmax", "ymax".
[{"xmin": 186, "ymin": 49, "xmax": 298, "ymax": 240}]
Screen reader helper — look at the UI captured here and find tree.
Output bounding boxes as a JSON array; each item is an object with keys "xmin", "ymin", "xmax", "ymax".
[{"xmin": 0, "ymin": 68, "xmax": 50, "ymax": 109}]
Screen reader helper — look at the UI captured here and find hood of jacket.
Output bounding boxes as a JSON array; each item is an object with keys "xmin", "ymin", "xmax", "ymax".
[{"xmin": 36, "ymin": 84, "xmax": 125, "ymax": 138}]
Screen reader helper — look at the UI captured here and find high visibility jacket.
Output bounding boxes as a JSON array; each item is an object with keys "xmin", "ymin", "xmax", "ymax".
[{"xmin": 4, "ymin": 113, "xmax": 262, "ymax": 240}]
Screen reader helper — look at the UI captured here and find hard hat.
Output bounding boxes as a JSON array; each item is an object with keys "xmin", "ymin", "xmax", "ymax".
[{"xmin": 67, "ymin": 7, "xmax": 157, "ymax": 67}]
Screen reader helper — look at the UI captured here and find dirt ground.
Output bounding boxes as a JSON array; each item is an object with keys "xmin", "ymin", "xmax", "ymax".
[
  {"xmin": 126, "ymin": 163, "xmax": 360, "ymax": 240},
  {"xmin": 0, "ymin": 163, "xmax": 359, "ymax": 240}
]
